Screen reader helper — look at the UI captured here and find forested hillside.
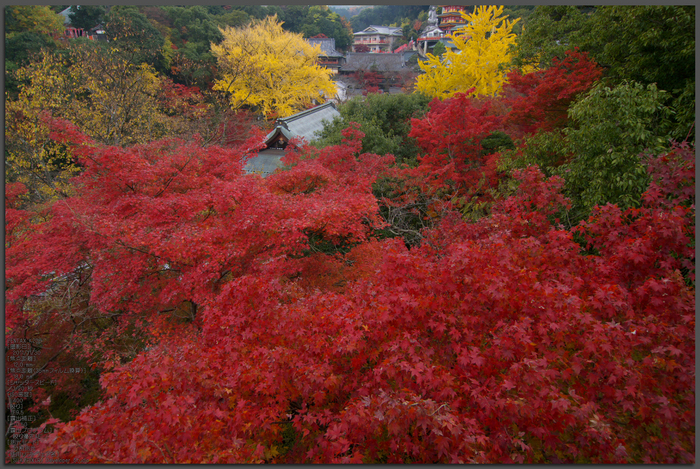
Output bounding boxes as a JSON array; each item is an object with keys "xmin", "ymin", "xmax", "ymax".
[{"xmin": 5, "ymin": 5, "xmax": 695, "ymax": 464}]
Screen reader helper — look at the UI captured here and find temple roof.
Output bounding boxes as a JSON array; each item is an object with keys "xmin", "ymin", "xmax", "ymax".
[
  {"xmin": 262, "ymin": 102, "xmax": 340, "ymax": 146},
  {"xmin": 307, "ymin": 38, "xmax": 344, "ymax": 58},
  {"xmin": 243, "ymin": 149, "xmax": 286, "ymax": 177}
]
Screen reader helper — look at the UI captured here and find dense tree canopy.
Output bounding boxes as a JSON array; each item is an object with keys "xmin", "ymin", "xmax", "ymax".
[
  {"xmin": 350, "ymin": 5, "xmax": 429, "ymax": 32},
  {"xmin": 6, "ymin": 122, "xmax": 694, "ymax": 462},
  {"xmin": 314, "ymin": 92, "xmax": 431, "ymax": 166},
  {"xmin": 513, "ymin": 5, "xmax": 694, "ymax": 141},
  {"xmin": 4, "ymin": 4, "xmax": 695, "ymax": 464},
  {"xmin": 68, "ymin": 5, "xmax": 106, "ymax": 31}
]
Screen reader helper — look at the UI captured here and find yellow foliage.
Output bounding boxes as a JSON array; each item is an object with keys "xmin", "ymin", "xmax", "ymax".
[
  {"xmin": 6, "ymin": 43, "xmax": 189, "ymax": 201},
  {"xmin": 415, "ymin": 5, "xmax": 519, "ymax": 99},
  {"xmin": 211, "ymin": 16, "xmax": 336, "ymax": 118},
  {"xmin": 5, "ymin": 93, "xmax": 84, "ymax": 203},
  {"xmin": 13, "ymin": 45, "xmax": 168, "ymax": 147},
  {"xmin": 5, "ymin": 6, "xmax": 64, "ymax": 40}
]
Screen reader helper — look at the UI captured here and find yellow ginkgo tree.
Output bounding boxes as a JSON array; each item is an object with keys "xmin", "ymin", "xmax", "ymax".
[
  {"xmin": 211, "ymin": 16, "xmax": 336, "ymax": 119},
  {"xmin": 415, "ymin": 5, "xmax": 520, "ymax": 99}
]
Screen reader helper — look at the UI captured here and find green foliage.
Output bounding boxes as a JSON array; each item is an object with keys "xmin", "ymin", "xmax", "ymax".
[
  {"xmin": 277, "ymin": 5, "xmax": 309, "ymax": 33},
  {"xmin": 4, "ymin": 5, "xmax": 62, "ymax": 96},
  {"xmin": 273, "ymin": 6, "xmax": 353, "ymax": 52},
  {"xmin": 300, "ymin": 6, "xmax": 353, "ymax": 52},
  {"xmin": 561, "ymin": 81, "xmax": 673, "ymax": 219},
  {"xmin": 578, "ymin": 6, "xmax": 695, "ymax": 141},
  {"xmin": 350, "ymin": 5, "xmax": 430, "ymax": 32},
  {"xmin": 5, "ymin": 32, "xmax": 57, "ymax": 96},
  {"xmin": 105, "ymin": 6, "xmax": 166, "ymax": 68},
  {"xmin": 314, "ymin": 93, "xmax": 432, "ymax": 166},
  {"xmin": 228, "ymin": 5, "xmax": 282, "ymax": 21},
  {"xmin": 498, "ymin": 130, "xmax": 570, "ymax": 178},
  {"xmin": 510, "ymin": 6, "xmax": 591, "ymax": 69},
  {"xmin": 480, "ymin": 131, "xmax": 515, "ymax": 155},
  {"xmin": 159, "ymin": 6, "xmax": 224, "ymax": 85},
  {"xmin": 68, "ymin": 5, "xmax": 106, "ymax": 30},
  {"xmin": 163, "ymin": 5, "xmax": 223, "ymax": 58},
  {"xmin": 501, "ymin": 5, "xmax": 535, "ymax": 35},
  {"xmin": 431, "ymin": 41, "xmax": 446, "ymax": 58},
  {"xmin": 513, "ymin": 6, "xmax": 695, "ymax": 141},
  {"xmin": 213, "ymin": 10, "xmax": 250, "ymax": 29},
  {"xmin": 4, "ymin": 5, "xmax": 65, "ymax": 39}
]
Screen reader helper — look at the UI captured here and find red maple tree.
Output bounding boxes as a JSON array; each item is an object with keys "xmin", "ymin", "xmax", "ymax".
[
  {"xmin": 5, "ymin": 91, "xmax": 694, "ymax": 464},
  {"xmin": 503, "ymin": 48, "xmax": 603, "ymax": 136}
]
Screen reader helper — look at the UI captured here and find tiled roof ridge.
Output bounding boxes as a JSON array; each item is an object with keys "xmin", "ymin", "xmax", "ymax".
[{"xmin": 279, "ymin": 101, "xmax": 337, "ymax": 124}]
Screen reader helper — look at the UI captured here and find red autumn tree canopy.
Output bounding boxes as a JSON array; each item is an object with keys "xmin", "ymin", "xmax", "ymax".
[
  {"xmin": 408, "ymin": 92, "xmax": 503, "ymax": 198},
  {"xmin": 504, "ymin": 48, "xmax": 603, "ymax": 135},
  {"xmin": 6, "ymin": 115, "xmax": 694, "ymax": 462}
]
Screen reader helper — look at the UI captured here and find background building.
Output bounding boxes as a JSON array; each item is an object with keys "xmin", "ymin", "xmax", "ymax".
[{"xmin": 352, "ymin": 25, "xmax": 402, "ymax": 53}]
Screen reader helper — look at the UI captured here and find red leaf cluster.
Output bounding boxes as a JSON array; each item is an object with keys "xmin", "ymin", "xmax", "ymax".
[
  {"xmin": 503, "ymin": 49, "xmax": 603, "ymax": 136},
  {"xmin": 408, "ymin": 92, "xmax": 503, "ymax": 198}
]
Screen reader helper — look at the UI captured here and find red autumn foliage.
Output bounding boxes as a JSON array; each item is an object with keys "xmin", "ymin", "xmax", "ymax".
[
  {"xmin": 503, "ymin": 48, "xmax": 603, "ymax": 135},
  {"xmin": 352, "ymin": 70, "xmax": 384, "ymax": 95},
  {"xmin": 408, "ymin": 92, "xmax": 503, "ymax": 198},
  {"xmin": 5, "ymin": 96, "xmax": 694, "ymax": 464}
]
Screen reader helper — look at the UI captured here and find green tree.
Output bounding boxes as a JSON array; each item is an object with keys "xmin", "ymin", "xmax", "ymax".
[
  {"xmin": 4, "ymin": 6, "xmax": 64, "ymax": 96},
  {"xmin": 350, "ymin": 5, "xmax": 429, "ymax": 32},
  {"xmin": 278, "ymin": 5, "xmax": 310, "ymax": 33},
  {"xmin": 105, "ymin": 6, "xmax": 165, "ymax": 67},
  {"xmin": 213, "ymin": 10, "xmax": 250, "ymax": 29},
  {"xmin": 300, "ymin": 5, "xmax": 353, "ymax": 52},
  {"xmin": 163, "ymin": 5, "xmax": 223, "ymax": 59},
  {"xmin": 314, "ymin": 92, "xmax": 431, "ymax": 166},
  {"xmin": 5, "ymin": 32, "xmax": 57, "ymax": 96},
  {"xmin": 68, "ymin": 5, "xmax": 105, "ymax": 31},
  {"xmin": 499, "ymin": 82, "xmax": 675, "ymax": 224},
  {"xmin": 562, "ymin": 81, "xmax": 673, "ymax": 217},
  {"xmin": 4, "ymin": 5, "xmax": 64, "ymax": 39},
  {"xmin": 510, "ymin": 6, "xmax": 591, "ymax": 69},
  {"xmin": 513, "ymin": 6, "xmax": 695, "ymax": 141},
  {"xmin": 431, "ymin": 41, "xmax": 446, "ymax": 58},
  {"xmin": 579, "ymin": 6, "xmax": 695, "ymax": 141}
]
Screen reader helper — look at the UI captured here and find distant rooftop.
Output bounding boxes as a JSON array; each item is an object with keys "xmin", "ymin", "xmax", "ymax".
[
  {"xmin": 354, "ymin": 25, "xmax": 402, "ymax": 36},
  {"xmin": 245, "ymin": 102, "xmax": 340, "ymax": 177},
  {"xmin": 307, "ymin": 38, "xmax": 344, "ymax": 58}
]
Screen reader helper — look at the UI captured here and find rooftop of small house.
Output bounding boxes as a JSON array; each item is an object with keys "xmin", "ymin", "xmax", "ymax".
[{"xmin": 271, "ymin": 101, "xmax": 340, "ymax": 144}]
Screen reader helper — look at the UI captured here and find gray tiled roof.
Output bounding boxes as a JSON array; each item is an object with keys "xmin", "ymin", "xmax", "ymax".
[
  {"xmin": 340, "ymin": 53, "xmax": 405, "ymax": 73},
  {"xmin": 250, "ymin": 103, "xmax": 340, "ymax": 177},
  {"xmin": 354, "ymin": 25, "xmax": 402, "ymax": 37},
  {"xmin": 59, "ymin": 7, "xmax": 72, "ymax": 25},
  {"xmin": 277, "ymin": 102, "xmax": 340, "ymax": 143},
  {"xmin": 244, "ymin": 148, "xmax": 286, "ymax": 177},
  {"xmin": 307, "ymin": 38, "xmax": 344, "ymax": 58}
]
